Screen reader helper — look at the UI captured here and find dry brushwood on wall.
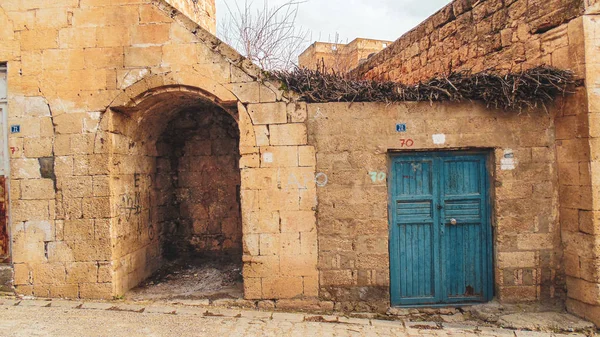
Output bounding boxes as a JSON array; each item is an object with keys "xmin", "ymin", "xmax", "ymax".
[{"xmin": 268, "ymin": 66, "xmax": 577, "ymax": 111}]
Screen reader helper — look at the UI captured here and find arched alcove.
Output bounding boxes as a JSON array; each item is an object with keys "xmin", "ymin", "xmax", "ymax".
[{"xmin": 108, "ymin": 86, "xmax": 244, "ymax": 300}]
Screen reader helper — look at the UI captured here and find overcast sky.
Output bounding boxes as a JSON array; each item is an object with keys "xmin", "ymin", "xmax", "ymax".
[{"xmin": 215, "ymin": 0, "xmax": 453, "ymax": 44}]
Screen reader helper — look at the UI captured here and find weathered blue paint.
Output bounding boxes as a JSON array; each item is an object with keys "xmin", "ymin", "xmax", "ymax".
[{"xmin": 389, "ymin": 151, "xmax": 493, "ymax": 306}]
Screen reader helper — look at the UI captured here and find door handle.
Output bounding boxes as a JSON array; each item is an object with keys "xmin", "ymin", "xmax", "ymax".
[{"xmin": 449, "ymin": 218, "xmax": 457, "ymax": 226}]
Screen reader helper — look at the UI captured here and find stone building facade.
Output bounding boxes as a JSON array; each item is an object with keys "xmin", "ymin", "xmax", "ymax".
[
  {"xmin": 351, "ymin": 0, "xmax": 600, "ymax": 325},
  {"xmin": 0, "ymin": 0, "xmax": 600, "ymax": 328},
  {"xmin": 298, "ymin": 38, "xmax": 391, "ymax": 73}
]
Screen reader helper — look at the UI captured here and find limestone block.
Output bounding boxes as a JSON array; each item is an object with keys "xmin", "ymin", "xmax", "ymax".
[
  {"xmin": 58, "ymin": 27, "xmax": 96, "ymax": 49},
  {"xmin": 162, "ymin": 43, "xmax": 198, "ymax": 67},
  {"xmin": 34, "ymin": 7, "xmax": 70, "ymax": 29},
  {"xmin": 243, "ymin": 234, "xmax": 259, "ymax": 256},
  {"xmin": 13, "ymin": 264, "xmax": 32, "ymax": 285},
  {"xmin": 66, "ymin": 262, "xmax": 98, "ymax": 284},
  {"xmin": 73, "ymin": 155, "xmax": 89, "ymax": 176},
  {"xmin": 299, "ymin": 188, "xmax": 317, "ymax": 210},
  {"xmin": 42, "ymin": 49, "xmax": 85, "ymax": 70},
  {"xmin": 243, "ymin": 211, "xmax": 279, "ymax": 234},
  {"xmin": 97, "ymin": 262, "xmax": 112, "ymax": 283},
  {"xmin": 96, "ymin": 26, "xmax": 130, "ymax": 48},
  {"xmin": 280, "ymin": 167, "xmax": 316, "ymax": 191},
  {"xmin": 240, "ymin": 168, "xmax": 278, "ymax": 190},
  {"xmin": 562, "ymin": 230, "xmax": 597, "ymax": 259},
  {"xmin": 259, "ymin": 234, "xmax": 280, "ymax": 256},
  {"xmin": 320, "ymin": 270, "xmax": 356, "ymax": 287},
  {"xmin": 20, "ymin": 29, "xmax": 58, "ymax": 50},
  {"xmin": 258, "ymin": 189, "xmax": 300, "ymax": 211},
  {"xmin": 225, "ymin": 82, "xmax": 261, "ymax": 104},
  {"xmin": 280, "ymin": 232, "xmax": 301, "ymax": 255},
  {"xmin": 497, "ymin": 251, "xmax": 537, "ymax": 269},
  {"xmin": 79, "ymin": 283, "xmax": 112, "ymax": 299},
  {"xmin": 30, "ymin": 263, "xmax": 66, "ymax": 285},
  {"xmin": 280, "ymin": 254, "xmax": 318, "ymax": 277},
  {"xmin": 60, "ymin": 176, "xmax": 93, "ymax": 198},
  {"xmin": 21, "ymin": 179, "xmax": 54, "ymax": 200},
  {"xmin": 247, "ymin": 103, "xmax": 287, "ymax": 125},
  {"xmin": 300, "ymin": 231, "xmax": 318, "ymax": 256},
  {"xmin": 269, "ymin": 124, "xmax": 307, "ymax": 146},
  {"xmin": 83, "ymin": 47, "xmax": 125, "ymax": 69},
  {"xmin": 280, "ymin": 211, "xmax": 316, "ymax": 233},
  {"xmin": 124, "ymin": 46, "xmax": 163, "ymax": 67},
  {"xmin": 47, "ymin": 242, "xmax": 75, "ymax": 263},
  {"xmin": 498, "ymin": 285, "xmax": 537, "ymax": 302},
  {"xmin": 567, "ymin": 277, "xmax": 600, "ymax": 305},
  {"xmin": 82, "ymin": 197, "xmax": 111, "ymax": 219},
  {"xmin": 92, "ymin": 176, "xmax": 110, "ymax": 197},
  {"xmin": 50, "ymin": 284, "xmax": 79, "ymax": 299},
  {"xmin": 287, "ymin": 102, "xmax": 307, "ymax": 123},
  {"xmin": 254, "ymin": 125, "xmax": 270, "ymax": 146},
  {"xmin": 303, "ymin": 276, "xmax": 319, "ymax": 297},
  {"xmin": 9, "ymin": 138, "xmax": 24, "ymax": 158},
  {"xmin": 24, "ymin": 220, "xmax": 54, "ymax": 242},
  {"xmin": 70, "ymin": 239, "xmax": 111, "ymax": 262},
  {"xmin": 33, "ymin": 284, "xmax": 50, "ymax": 297},
  {"xmin": 261, "ymin": 276, "xmax": 303, "ymax": 299},
  {"xmin": 259, "ymin": 82, "xmax": 281, "ymax": 103},
  {"xmin": 240, "ymin": 153, "xmax": 260, "ymax": 168},
  {"xmin": 88, "ymin": 154, "xmax": 110, "ymax": 175},
  {"xmin": 259, "ymin": 146, "xmax": 298, "ymax": 168},
  {"xmin": 131, "ymin": 24, "xmax": 170, "ymax": 45},
  {"xmin": 140, "ymin": 4, "xmax": 173, "ymax": 24},
  {"xmin": 22, "ymin": 96, "xmax": 51, "ymax": 117},
  {"xmin": 11, "ymin": 200, "xmax": 49, "ymax": 222},
  {"xmin": 242, "ymin": 255, "xmax": 279, "ymax": 278},
  {"xmin": 298, "ymin": 146, "xmax": 316, "ymax": 167},
  {"xmin": 244, "ymin": 277, "xmax": 262, "ymax": 300},
  {"xmin": 11, "ymin": 230, "xmax": 46, "ymax": 264},
  {"xmin": 9, "ymin": 117, "xmax": 42, "ymax": 138},
  {"xmin": 54, "ymin": 113, "xmax": 86, "ymax": 134},
  {"xmin": 63, "ymin": 219, "xmax": 94, "ymax": 241},
  {"xmin": 24, "ymin": 137, "xmax": 53, "ymax": 157}
]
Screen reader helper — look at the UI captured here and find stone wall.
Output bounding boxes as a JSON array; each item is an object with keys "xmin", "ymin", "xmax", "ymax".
[
  {"xmin": 299, "ymin": 39, "xmax": 392, "ymax": 74},
  {"xmin": 1, "ymin": 0, "xmax": 318, "ymax": 301},
  {"xmin": 164, "ymin": 0, "xmax": 216, "ymax": 35},
  {"xmin": 156, "ymin": 107, "xmax": 241, "ymax": 259},
  {"xmin": 348, "ymin": 0, "xmax": 600, "ymax": 325},
  {"xmin": 307, "ymin": 101, "xmax": 561, "ymax": 311},
  {"xmin": 561, "ymin": 2, "xmax": 600, "ymax": 325},
  {"xmin": 352, "ymin": 0, "xmax": 585, "ymax": 83}
]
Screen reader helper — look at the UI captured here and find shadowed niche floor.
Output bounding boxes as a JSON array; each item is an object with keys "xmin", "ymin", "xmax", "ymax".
[{"xmin": 125, "ymin": 257, "xmax": 243, "ymax": 301}]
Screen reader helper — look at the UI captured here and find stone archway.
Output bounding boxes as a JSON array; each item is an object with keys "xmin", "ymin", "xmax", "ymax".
[{"xmin": 106, "ymin": 82, "xmax": 255, "ymax": 299}]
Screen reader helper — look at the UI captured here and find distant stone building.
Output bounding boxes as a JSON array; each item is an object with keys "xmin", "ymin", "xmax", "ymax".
[
  {"xmin": 298, "ymin": 38, "xmax": 391, "ymax": 73},
  {"xmin": 0, "ymin": 0, "xmax": 600, "ymax": 329}
]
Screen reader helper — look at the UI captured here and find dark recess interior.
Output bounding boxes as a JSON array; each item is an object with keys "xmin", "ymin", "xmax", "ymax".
[{"xmin": 128, "ymin": 105, "xmax": 243, "ymax": 301}]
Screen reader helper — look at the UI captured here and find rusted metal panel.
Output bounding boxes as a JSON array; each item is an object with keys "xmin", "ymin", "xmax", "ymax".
[{"xmin": 0, "ymin": 176, "xmax": 8, "ymax": 263}]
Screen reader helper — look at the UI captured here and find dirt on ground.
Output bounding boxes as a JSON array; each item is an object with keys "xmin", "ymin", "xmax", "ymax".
[{"xmin": 125, "ymin": 257, "xmax": 243, "ymax": 301}]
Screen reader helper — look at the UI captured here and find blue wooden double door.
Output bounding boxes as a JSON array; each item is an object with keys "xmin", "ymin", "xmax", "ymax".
[{"xmin": 389, "ymin": 151, "xmax": 493, "ymax": 306}]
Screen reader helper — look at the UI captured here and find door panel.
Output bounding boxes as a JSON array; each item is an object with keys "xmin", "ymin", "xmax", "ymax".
[
  {"xmin": 390, "ymin": 152, "xmax": 492, "ymax": 306},
  {"xmin": 390, "ymin": 159, "xmax": 440, "ymax": 305}
]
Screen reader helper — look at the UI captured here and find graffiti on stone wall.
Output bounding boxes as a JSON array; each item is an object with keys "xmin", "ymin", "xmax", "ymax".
[
  {"xmin": 368, "ymin": 172, "xmax": 387, "ymax": 183},
  {"xmin": 117, "ymin": 173, "xmax": 155, "ymax": 240},
  {"xmin": 284, "ymin": 171, "xmax": 328, "ymax": 190}
]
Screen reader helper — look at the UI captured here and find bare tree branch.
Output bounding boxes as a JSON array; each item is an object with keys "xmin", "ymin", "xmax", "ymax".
[{"xmin": 218, "ymin": 0, "xmax": 310, "ymax": 71}]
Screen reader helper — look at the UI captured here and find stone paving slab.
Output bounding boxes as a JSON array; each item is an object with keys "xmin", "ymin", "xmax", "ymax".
[{"xmin": 0, "ymin": 299, "xmax": 596, "ymax": 337}]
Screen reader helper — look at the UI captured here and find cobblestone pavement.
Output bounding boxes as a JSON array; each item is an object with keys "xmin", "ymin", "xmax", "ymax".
[{"xmin": 0, "ymin": 299, "xmax": 593, "ymax": 337}]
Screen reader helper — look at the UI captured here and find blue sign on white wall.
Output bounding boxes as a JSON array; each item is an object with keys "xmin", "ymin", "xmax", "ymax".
[
  {"xmin": 396, "ymin": 123, "xmax": 407, "ymax": 133},
  {"xmin": 10, "ymin": 125, "xmax": 20, "ymax": 134}
]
